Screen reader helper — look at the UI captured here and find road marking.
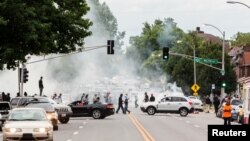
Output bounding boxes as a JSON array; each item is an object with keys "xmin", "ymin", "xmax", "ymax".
[
  {"xmin": 128, "ymin": 114, "xmax": 155, "ymax": 141},
  {"xmin": 66, "ymin": 140, "xmax": 72, "ymax": 141},
  {"xmin": 186, "ymin": 121, "xmax": 190, "ymax": 123},
  {"xmin": 73, "ymin": 131, "xmax": 78, "ymax": 135},
  {"xmin": 79, "ymin": 126, "xmax": 83, "ymax": 129},
  {"xmin": 194, "ymin": 125, "xmax": 200, "ymax": 128}
]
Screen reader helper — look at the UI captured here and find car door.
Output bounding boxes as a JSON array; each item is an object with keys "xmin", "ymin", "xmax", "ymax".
[
  {"xmin": 70, "ymin": 101, "xmax": 88, "ymax": 116},
  {"xmin": 169, "ymin": 97, "xmax": 185, "ymax": 111},
  {"xmin": 157, "ymin": 97, "xmax": 172, "ymax": 111}
]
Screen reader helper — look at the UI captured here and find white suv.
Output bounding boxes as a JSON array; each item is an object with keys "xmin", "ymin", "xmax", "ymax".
[{"xmin": 140, "ymin": 95, "xmax": 194, "ymax": 117}]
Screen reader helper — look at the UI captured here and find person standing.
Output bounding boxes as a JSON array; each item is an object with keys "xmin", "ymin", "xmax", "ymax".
[
  {"xmin": 149, "ymin": 94, "xmax": 155, "ymax": 102},
  {"xmin": 135, "ymin": 95, "xmax": 139, "ymax": 108},
  {"xmin": 57, "ymin": 93, "xmax": 62, "ymax": 104},
  {"xmin": 39, "ymin": 76, "xmax": 44, "ymax": 96},
  {"xmin": 205, "ymin": 95, "xmax": 211, "ymax": 113},
  {"xmin": 223, "ymin": 99, "xmax": 232, "ymax": 125},
  {"xmin": 213, "ymin": 95, "xmax": 220, "ymax": 116},
  {"xmin": 144, "ymin": 92, "xmax": 149, "ymax": 102},
  {"xmin": 116, "ymin": 94, "xmax": 125, "ymax": 114}
]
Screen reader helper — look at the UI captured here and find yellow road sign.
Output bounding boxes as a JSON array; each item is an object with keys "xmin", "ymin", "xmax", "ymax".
[
  {"xmin": 193, "ymin": 93, "xmax": 198, "ymax": 96},
  {"xmin": 191, "ymin": 84, "xmax": 200, "ymax": 92}
]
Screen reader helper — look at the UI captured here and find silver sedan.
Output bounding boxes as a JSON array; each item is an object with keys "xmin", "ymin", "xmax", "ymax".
[{"xmin": 2, "ymin": 108, "xmax": 53, "ymax": 141}]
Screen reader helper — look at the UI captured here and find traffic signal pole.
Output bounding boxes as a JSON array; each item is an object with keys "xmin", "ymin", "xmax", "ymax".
[{"xmin": 20, "ymin": 63, "xmax": 25, "ymax": 97}]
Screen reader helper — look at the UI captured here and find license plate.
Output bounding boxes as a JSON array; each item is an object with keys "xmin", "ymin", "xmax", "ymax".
[
  {"xmin": 61, "ymin": 114, "xmax": 66, "ymax": 117},
  {"xmin": 22, "ymin": 133, "xmax": 34, "ymax": 140}
]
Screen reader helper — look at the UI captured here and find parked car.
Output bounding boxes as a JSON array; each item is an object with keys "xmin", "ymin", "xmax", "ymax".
[
  {"xmin": 25, "ymin": 102, "xmax": 59, "ymax": 130},
  {"xmin": 10, "ymin": 96, "xmax": 72, "ymax": 124},
  {"xmin": 2, "ymin": 108, "xmax": 53, "ymax": 141},
  {"xmin": 140, "ymin": 95, "xmax": 194, "ymax": 117},
  {"xmin": 68, "ymin": 100, "xmax": 115, "ymax": 119},
  {"xmin": 188, "ymin": 96, "xmax": 203, "ymax": 111},
  {"xmin": 0, "ymin": 102, "xmax": 11, "ymax": 131}
]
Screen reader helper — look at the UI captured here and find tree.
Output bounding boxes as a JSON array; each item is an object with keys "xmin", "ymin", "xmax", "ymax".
[
  {"xmin": 231, "ymin": 32, "xmax": 250, "ymax": 47},
  {"xmin": 0, "ymin": 0, "xmax": 92, "ymax": 70}
]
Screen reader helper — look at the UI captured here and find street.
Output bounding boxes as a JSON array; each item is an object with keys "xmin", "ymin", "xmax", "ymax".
[{"xmin": 0, "ymin": 107, "xmax": 236, "ymax": 141}]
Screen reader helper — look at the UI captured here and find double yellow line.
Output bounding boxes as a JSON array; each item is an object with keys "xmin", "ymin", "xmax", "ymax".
[{"xmin": 128, "ymin": 114, "xmax": 156, "ymax": 141}]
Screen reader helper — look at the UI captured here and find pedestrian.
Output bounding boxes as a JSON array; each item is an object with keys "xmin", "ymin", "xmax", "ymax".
[
  {"xmin": 213, "ymin": 95, "xmax": 220, "ymax": 116},
  {"xmin": 116, "ymin": 94, "xmax": 125, "ymax": 114},
  {"xmin": 144, "ymin": 92, "xmax": 149, "ymax": 102},
  {"xmin": 16, "ymin": 92, "xmax": 20, "ymax": 97},
  {"xmin": 205, "ymin": 95, "xmax": 211, "ymax": 113},
  {"xmin": 52, "ymin": 93, "xmax": 57, "ymax": 101},
  {"xmin": 57, "ymin": 93, "xmax": 62, "ymax": 104},
  {"xmin": 84, "ymin": 94, "xmax": 89, "ymax": 104},
  {"xmin": 39, "ymin": 76, "xmax": 44, "ymax": 96},
  {"xmin": 81, "ymin": 93, "xmax": 85, "ymax": 103},
  {"xmin": 149, "ymin": 94, "xmax": 155, "ymax": 102},
  {"xmin": 93, "ymin": 94, "xmax": 98, "ymax": 103},
  {"xmin": 124, "ymin": 94, "xmax": 130, "ymax": 114},
  {"xmin": 6, "ymin": 93, "xmax": 11, "ymax": 102},
  {"xmin": 135, "ymin": 95, "xmax": 139, "ymax": 108},
  {"xmin": 223, "ymin": 99, "xmax": 232, "ymax": 125},
  {"xmin": 24, "ymin": 92, "xmax": 28, "ymax": 97}
]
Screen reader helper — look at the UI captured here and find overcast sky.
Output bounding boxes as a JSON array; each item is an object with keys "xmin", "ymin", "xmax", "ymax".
[{"xmin": 100, "ymin": 0, "xmax": 250, "ymax": 45}]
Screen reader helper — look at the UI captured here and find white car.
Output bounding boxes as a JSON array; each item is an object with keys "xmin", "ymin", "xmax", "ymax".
[
  {"xmin": 188, "ymin": 96, "xmax": 203, "ymax": 111},
  {"xmin": 140, "ymin": 95, "xmax": 194, "ymax": 117},
  {"xmin": 2, "ymin": 108, "xmax": 53, "ymax": 141}
]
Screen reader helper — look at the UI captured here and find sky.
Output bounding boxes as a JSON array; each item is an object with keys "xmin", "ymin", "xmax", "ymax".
[{"xmin": 100, "ymin": 0, "xmax": 250, "ymax": 45}]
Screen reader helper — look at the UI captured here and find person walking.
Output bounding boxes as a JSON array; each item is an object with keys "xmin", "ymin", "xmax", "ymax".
[
  {"xmin": 116, "ymin": 94, "xmax": 125, "ymax": 114},
  {"xmin": 124, "ymin": 94, "xmax": 130, "ymax": 114},
  {"xmin": 39, "ymin": 76, "xmax": 44, "ymax": 96},
  {"xmin": 223, "ymin": 99, "xmax": 232, "ymax": 125}
]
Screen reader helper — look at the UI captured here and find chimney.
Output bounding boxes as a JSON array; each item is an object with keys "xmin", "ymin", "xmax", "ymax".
[{"xmin": 196, "ymin": 27, "xmax": 204, "ymax": 34}]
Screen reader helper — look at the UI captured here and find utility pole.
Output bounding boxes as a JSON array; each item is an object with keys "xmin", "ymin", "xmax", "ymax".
[{"xmin": 193, "ymin": 46, "xmax": 196, "ymax": 85}]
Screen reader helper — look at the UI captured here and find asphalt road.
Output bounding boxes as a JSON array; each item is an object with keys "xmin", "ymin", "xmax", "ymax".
[{"xmin": 0, "ymin": 108, "xmax": 238, "ymax": 141}]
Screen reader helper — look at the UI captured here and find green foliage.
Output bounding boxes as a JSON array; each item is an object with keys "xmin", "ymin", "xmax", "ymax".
[
  {"xmin": 0, "ymin": 0, "xmax": 92, "ymax": 70},
  {"xmin": 231, "ymin": 32, "xmax": 250, "ymax": 46},
  {"xmin": 128, "ymin": 18, "xmax": 237, "ymax": 96}
]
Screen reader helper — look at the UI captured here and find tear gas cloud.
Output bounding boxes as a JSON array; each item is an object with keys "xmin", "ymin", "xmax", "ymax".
[{"xmin": 0, "ymin": 1, "xmax": 184, "ymax": 104}]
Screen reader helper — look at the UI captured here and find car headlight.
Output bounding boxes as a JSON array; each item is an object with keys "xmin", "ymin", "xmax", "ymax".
[
  {"xmin": 34, "ymin": 127, "xmax": 52, "ymax": 132},
  {"xmin": 47, "ymin": 112, "xmax": 58, "ymax": 120},
  {"xmin": 4, "ymin": 128, "xmax": 22, "ymax": 133}
]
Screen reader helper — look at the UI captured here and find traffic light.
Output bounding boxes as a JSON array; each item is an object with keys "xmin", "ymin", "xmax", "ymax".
[
  {"xmin": 23, "ymin": 68, "xmax": 29, "ymax": 83},
  {"xmin": 107, "ymin": 40, "xmax": 114, "ymax": 55},
  {"xmin": 221, "ymin": 75, "xmax": 226, "ymax": 87},
  {"xmin": 163, "ymin": 47, "xmax": 169, "ymax": 60}
]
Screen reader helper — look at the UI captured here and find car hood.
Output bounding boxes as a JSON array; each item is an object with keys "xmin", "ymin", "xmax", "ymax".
[
  {"xmin": 53, "ymin": 103, "xmax": 70, "ymax": 108},
  {"xmin": 4, "ymin": 121, "xmax": 52, "ymax": 128}
]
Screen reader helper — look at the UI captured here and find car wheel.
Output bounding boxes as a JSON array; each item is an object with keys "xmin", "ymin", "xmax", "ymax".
[
  {"xmin": 53, "ymin": 125, "xmax": 58, "ymax": 131},
  {"xmin": 147, "ymin": 107, "xmax": 156, "ymax": 115},
  {"xmin": 179, "ymin": 108, "xmax": 188, "ymax": 117},
  {"xmin": 59, "ymin": 117, "xmax": 70, "ymax": 124},
  {"xmin": 92, "ymin": 109, "xmax": 102, "ymax": 119}
]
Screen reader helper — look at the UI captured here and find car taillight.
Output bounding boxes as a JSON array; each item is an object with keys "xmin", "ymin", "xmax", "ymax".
[{"xmin": 106, "ymin": 104, "xmax": 113, "ymax": 109}]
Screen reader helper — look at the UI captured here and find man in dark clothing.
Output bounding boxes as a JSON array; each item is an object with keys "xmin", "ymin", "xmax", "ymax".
[
  {"xmin": 213, "ymin": 95, "xmax": 220, "ymax": 116},
  {"xmin": 144, "ymin": 92, "xmax": 149, "ymax": 102},
  {"xmin": 150, "ymin": 94, "xmax": 155, "ymax": 102},
  {"xmin": 124, "ymin": 94, "xmax": 130, "ymax": 114},
  {"xmin": 39, "ymin": 76, "xmax": 44, "ymax": 96},
  {"xmin": 116, "ymin": 94, "xmax": 125, "ymax": 114}
]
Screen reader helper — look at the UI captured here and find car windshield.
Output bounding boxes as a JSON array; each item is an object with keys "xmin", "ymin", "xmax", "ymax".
[
  {"xmin": 8, "ymin": 109, "xmax": 47, "ymax": 121},
  {"xmin": 26, "ymin": 103, "xmax": 55, "ymax": 112}
]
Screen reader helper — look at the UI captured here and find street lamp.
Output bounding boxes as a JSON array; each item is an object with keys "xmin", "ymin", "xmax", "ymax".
[
  {"xmin": 203, "ymin": 24, "xmax": 225, "ymax": 98},
  {"xmin": 227, "ymin": 1, "xmax": 250, "ymax": 9}
]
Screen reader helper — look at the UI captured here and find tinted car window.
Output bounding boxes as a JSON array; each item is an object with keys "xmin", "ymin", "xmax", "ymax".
[
  {"xmin": 171, "ymin": 97, "xmax": 187, "ymax": 102},
  {"xmin": 11, "ymin": 98, "xmax": 19, "ymax": 106}
]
